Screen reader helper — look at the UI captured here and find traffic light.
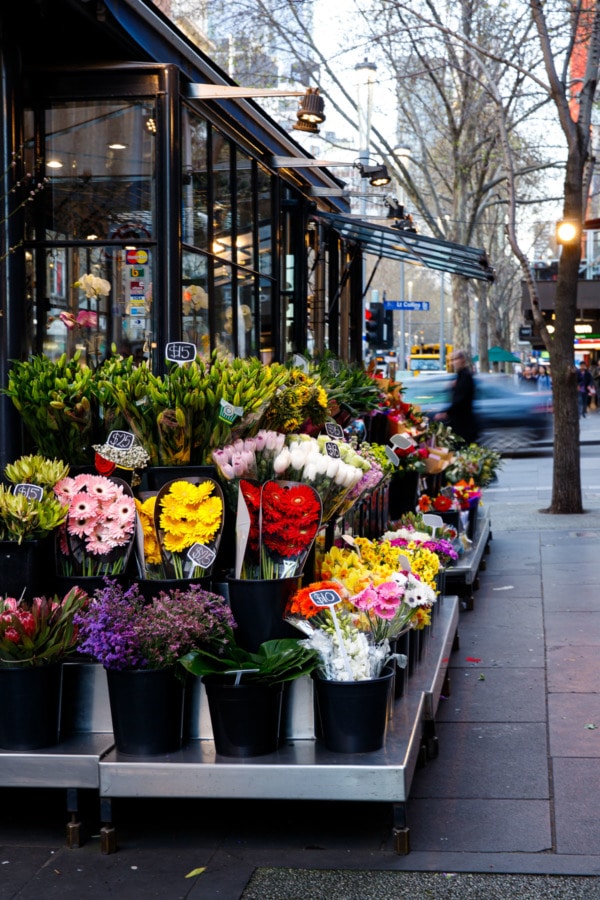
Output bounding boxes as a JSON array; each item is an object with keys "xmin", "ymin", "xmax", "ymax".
[
  {"xmin": 366, "ymin": 304, "xmax": 384, "ymax": 345},
  {"xmin": 382, "ymin": 308, "xmax": 394, "ymax": 349}
]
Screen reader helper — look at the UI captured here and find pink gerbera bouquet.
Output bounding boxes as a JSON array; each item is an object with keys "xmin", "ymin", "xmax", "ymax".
[{"xmin": 54, "ymin": 473, "xmax": 137, "ymax": 576}]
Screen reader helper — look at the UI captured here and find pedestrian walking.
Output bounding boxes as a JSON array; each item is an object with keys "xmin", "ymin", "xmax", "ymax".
[
  {"xmin": 434, "ymin": 349, "xmax": 478, "ymax": 443},
  {"xmin": 577, "ymin": 360, "xmax": 593, "ymax": 418}
]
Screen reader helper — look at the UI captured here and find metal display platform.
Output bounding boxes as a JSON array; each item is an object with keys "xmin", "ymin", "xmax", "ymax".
[
  {"xmin": 0, "ymin": 597, "xmax": 461, "ymax": 856},
  {"xmin": 0, "ymin": 661, "xmax": 115, "ymax": 847},
  {"xmin": 97, "ymin": 595, "xmax": 460, "ymax": 856},
  {"xmin": 445, "ymin": 505, "xmax": 492, "ymax": 610}
]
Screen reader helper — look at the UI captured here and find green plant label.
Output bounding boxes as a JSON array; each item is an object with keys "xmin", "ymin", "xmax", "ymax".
[{"xmin": 218, "ymin": 398, "xmax": 244, "ymax": 424}]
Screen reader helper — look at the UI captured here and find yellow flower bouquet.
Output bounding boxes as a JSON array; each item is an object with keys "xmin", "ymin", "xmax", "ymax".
[{"xmin": 135, "ymin": 477, "xmax": 224, "ymax": 580}]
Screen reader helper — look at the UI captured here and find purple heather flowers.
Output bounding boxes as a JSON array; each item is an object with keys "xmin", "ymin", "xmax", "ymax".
[{"xmin": 74, "ymin": 579, "xmax": 236, "ymax": 670}]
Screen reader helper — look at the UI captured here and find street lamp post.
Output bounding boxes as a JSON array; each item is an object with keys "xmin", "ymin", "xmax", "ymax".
[{"xmin": 355, "ymin": 59, "xmax": 377, "ymax": 216}]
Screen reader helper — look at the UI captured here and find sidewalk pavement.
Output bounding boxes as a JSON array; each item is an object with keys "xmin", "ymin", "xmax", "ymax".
[{"xmin": 3, "ymin": 417, "xmax": 600, "ymax": 899}]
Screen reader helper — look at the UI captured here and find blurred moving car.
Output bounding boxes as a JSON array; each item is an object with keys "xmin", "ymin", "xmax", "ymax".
[{"xmin": 399, "ymin": 373, "xmax": 553, "ymax": 453}]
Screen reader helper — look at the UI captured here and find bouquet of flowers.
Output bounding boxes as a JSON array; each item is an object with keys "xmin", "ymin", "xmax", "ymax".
[
  {"xmin": 333, "ymin": 441, "xmax": 391, "ymax": 516},
  {"xmin": 92, "ymin": 438, "xmax": 150, "ymax": 487},
  {"xmin": 54, "ymin": 474, "xmax": 137, "ymax": 577},
  {"xmin": 74, "ymin": 579, "xmax": 235, "ymax": 670},
  {"xmin": 444, "ymin": 443, "xmax": 502, "ymax": 487},
  {"xmin": 235, "ymin": 479, "xmax": 322, "ymax": 579},
  {"xmin": 0, "ymin": 454, "xmax": 69, "ymax": 544},
  {"xmin": 418, "ymin": 490, "xmax": 462, "ymax": 515},
  {"xmin": 258, "ymin": 369, "xmax": 329, "ymax": 433},
  {"xmin": 0, "ymin": 587, "xmax": 89, "ymax": 666},
  {"xmin": 381, "ymin": 524, "xmax": 459, "ymax": 570},
  {"xmin": 213, "ymin": 431, "xmax": 369, "ymax": 524},
  {"xmin": 211, "ymin": 430, "xmax": 286, "ymax": 512},
  {"xmin": 318, "ymin": 539, "xmax": 438, "ymax": 634},
  {"xmin": 135, "ymin": 477, "xmax": 224, "ymax": 580},
  {"xmin": 285, "ymin": 580, "xmax": 393, "ymax": 681}
]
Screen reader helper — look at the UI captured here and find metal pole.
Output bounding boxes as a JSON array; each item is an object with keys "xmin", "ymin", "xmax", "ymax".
[
  {"xmin": 440, "ymin": 274, "xmax": 445, "ymax": 370},
  {"xmin": 400, "ymin": 261, "xmax": 405, "ymax": 368},
  {"xmin": 355, "ymin": 59, "xmax": 376, "ymax": 217}
]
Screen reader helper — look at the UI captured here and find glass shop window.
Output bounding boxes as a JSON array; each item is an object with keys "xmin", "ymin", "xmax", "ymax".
[{"xmin": 33, "ymin": 98, "xmax": 156, "ymax": 363}]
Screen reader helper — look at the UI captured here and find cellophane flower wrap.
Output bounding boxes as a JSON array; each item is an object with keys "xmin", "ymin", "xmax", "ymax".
[
  {"xmin": 333, "ymin": 441, "xmax": 389, "ymax": 516},
  {"xmin": 285, "ymin": 580, "xmax": 391, "ymax": 681},
  {"xmin": 0, "ymin": 587, "xmax": 89, "ymax": 667},
  {"xmin": 73, "ymin": 579, "xmax": 236, "ymax": 670},
  {"xmin": 135, "ymin": 477, "xmax": 224, "ymax": 580},
  {"xmin": 236, "ymin": 479, "xmax": 322, "ymax": 579},
  {"xmin": 213, "ymin": 431, "xmax": 369, "ymax": 524},
  {"xmin": 54, "ymin": 474, "xmax": 136, "ymax": 576},
  {"xmin": 381, "ymin": 524, "xmax": 459, "ymax": 570},
  {"xmin": 317, "ymin": 538, "xmax": 438, "ymax": 636}
]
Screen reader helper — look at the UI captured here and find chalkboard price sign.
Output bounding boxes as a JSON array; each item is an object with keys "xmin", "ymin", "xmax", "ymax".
[
  {"xmin": 107, "ymin": 430, "xmax": 135, "ymax": 450},
  {"xmin": 187, "ymin": 543, "xmax": 216, "ymax": 568},
  {"xmin": 165, "ymin": 342, "xmax": 197, "ymax": 364},
  {"xmin": 309, "ymin": 588, "xmax": 342, "ymax": 607},
  {"xmin": 325, "ymin": 441, "xmax": 341, "ymax": 459},
  {"xmin": 325, "ymin": 422, "xmax": 344, "ymax": 440},
  {"xmin": 14, "ymin": 483, "xmax": 44, "ymax": 502}
]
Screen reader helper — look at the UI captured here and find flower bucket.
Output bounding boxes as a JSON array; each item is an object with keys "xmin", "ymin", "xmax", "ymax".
[
  {"xmin": 55, "ymin": 574, "xmax": 130, "ymax": 599},
  {"xmin": 133, "ymin": 577, "xmax": 211, "ymax": 603},
  {"xmin": 391, "ymin": 630, "xmax": 410, "ymax": 700},
  {"xmin": 388, "ymin": 470, "xmax": 420, "ymax": 520},
  {"xmin": 141, "ymin": 465, "xmax": 218, "ymax": 492},
  {"xmin": 467, "ymin": 502, "xmax": 479, "ymax": 540},
  {"xmin": 106, "ymin": 667, "xmax": 186, "ymax": 755},
  {"xmin": 203, "ymin": 676, "xmax": 284, "ymax": 757},
  {"xmin": 0, "ymin": 663, "xmax": 62, "ymax": 750},
  {"xmin": 0, "ymin": 538, "xmax": 55, "ymax": 600},
  {"xmin": 313, "ymin": 665, "xmax": 394, "ymax": 754},
  {"xmin": 226, "ymin": 576, "xmax": 302, "ymax": 653}
]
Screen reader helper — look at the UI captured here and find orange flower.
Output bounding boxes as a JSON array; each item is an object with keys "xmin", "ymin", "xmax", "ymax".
[{"xmin": 286, "ymin": 580, "xmax": 340, "ymax": 619}]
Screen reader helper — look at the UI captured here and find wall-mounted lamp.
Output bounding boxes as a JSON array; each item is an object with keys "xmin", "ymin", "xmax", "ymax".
[
  {"xmin": 556, "ymin": 219, "xmax": 580, "ymax": 244},
  {"xmin": 272, "ymin": 156, "xmax": 391, "ymax": 187},
  {"xmin": 186, "ymin": 84, "xmax": 326, "ymax": 134},
  {"xmin": 292, "ymin": 88, "xmax": 326, "ymax": 133},
  {"xmin": 357, "ymin": 163, "xmax": 390, "ymax": 187}
]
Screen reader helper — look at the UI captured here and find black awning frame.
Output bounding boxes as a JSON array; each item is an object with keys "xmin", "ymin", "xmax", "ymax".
[{"xmin": 314, "ymin": 212, "xmax": 496, "ymax": 282}]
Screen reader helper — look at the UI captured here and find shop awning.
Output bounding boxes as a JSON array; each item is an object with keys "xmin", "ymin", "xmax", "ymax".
[{"xmin": 313, "ymin": 211, "xmax": 496, "ymax": 282}]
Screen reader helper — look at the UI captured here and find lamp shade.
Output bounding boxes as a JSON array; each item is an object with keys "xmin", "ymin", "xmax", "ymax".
[
  {"xmin": 357, "ymin": 163, "xmax": 391, "ymax": 187},
  {"xmin": 295, "ymin": 88, "xmax": 326, "ymax": 125}
]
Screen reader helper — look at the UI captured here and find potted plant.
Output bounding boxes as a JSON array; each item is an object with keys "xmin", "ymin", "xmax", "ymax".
[
  {"xmin": 0, "ymin": 586, "xmax": 89, "ymax": 750},
  {"xmin": 212, "ymin": 431, "xmax": 370, "ymax": 650},
  {"xmin": 179, "ymin": 631, "xmax": 319, "ymax": 758},
  {"xmin": 2, "ymin": 352, "xmax": 99, "ymax": 465},
  {"xmin": 0, "ymin": 454, "xmax": 70, "ymax": 598},
  {"xmin": 73, "ymin": 579, "xmax": 236, "ymax": 755}
]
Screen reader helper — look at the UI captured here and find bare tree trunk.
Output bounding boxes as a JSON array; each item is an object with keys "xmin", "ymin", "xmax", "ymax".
[
  {"xmin": 546, "ymin": 237, "xmax": 583, "ymax": 513},
  {"xmin": 453, "ymin": 277, "xmax": 472, "ymax": 358}
]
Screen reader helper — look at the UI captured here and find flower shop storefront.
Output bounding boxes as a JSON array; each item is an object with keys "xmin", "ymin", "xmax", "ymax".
[
  {"xmin": 0, "ymin": 0, "xmax": 495, "ymax": 471},
  {"xmin": 0, "ymin": 0, "xmax": 499, "ymax": 857}
]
